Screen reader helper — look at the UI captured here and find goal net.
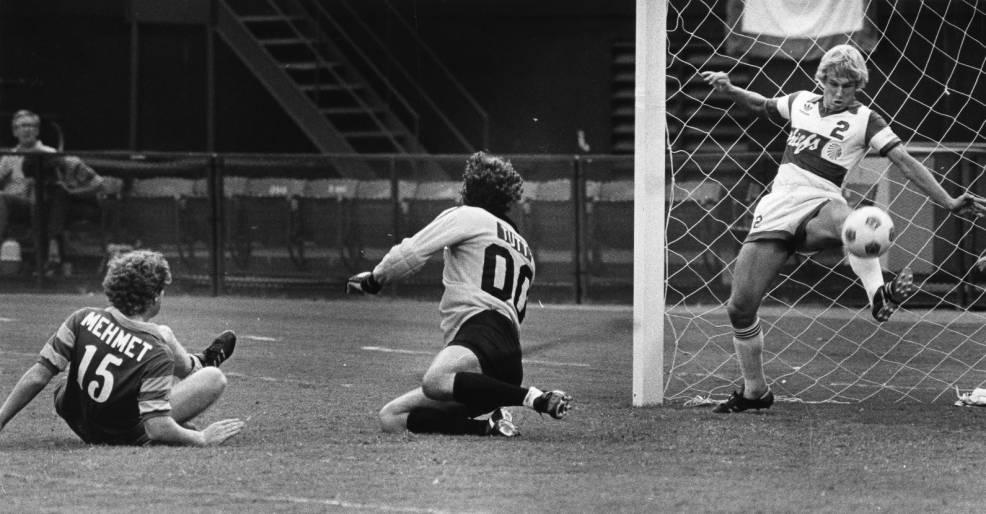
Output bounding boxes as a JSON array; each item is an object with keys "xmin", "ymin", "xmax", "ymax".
[{"xmin": 660, "ymin": 0, "xmax": 986, "ymax": 404}]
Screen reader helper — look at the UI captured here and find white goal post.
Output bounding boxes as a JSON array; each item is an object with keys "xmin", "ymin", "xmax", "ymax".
[{"xmin": 632, "ymin": 0, "xmax": 667, "ymax": 406}]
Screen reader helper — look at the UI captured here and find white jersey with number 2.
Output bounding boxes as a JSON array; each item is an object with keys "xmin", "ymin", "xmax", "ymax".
[{"xmin": 372, "ymin": 205, "xmax": 535, "ymax": 344}]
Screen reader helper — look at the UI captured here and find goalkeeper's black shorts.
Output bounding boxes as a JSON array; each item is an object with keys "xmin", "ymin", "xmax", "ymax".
[{"xmin": 449, "ymin": 310, "xmax": 523, "ymax": 387}]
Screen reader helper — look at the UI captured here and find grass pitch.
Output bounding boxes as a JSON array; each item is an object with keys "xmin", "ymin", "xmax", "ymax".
[{"xmin": 2, "ymin": 293, "xmax": 986, "ymax": 512}]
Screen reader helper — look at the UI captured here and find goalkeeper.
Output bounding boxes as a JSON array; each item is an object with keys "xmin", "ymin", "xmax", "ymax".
[
  {"xmin": 700, "ymin": 44, "xmax": 986, "ymax": 413},
  {"xmin": 346, "ymin": 151, "xmax": 571, "ymax": 437}
]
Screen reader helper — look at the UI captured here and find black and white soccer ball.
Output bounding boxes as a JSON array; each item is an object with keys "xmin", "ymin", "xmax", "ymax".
[{"xmin": 841, "ymin": 205, "xmax": 895, "ymax": 258}]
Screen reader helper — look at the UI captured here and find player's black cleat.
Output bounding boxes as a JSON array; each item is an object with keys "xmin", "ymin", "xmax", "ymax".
[
  {"xmin": 872, "ymin": 267, "xmax": 916, "ymax": 322},
  {"xmin": 487, "ymin": 408, "xmax": 519, "ymax": 437},
  {"xmin": 199, "ymin": 330, "xmax": 236, "ymax": 367},
  {"xmin": 712, "ymin": 386, "xmax": 774, "ymax": 413},
  {"xmin": 532, "ymin": 390, "xmax": 572, "ymax": 419}
]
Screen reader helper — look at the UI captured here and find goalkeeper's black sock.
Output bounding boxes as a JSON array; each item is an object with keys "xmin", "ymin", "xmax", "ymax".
[
  {"xmin": 452, "ymin": 372, "xmax": 527, "ymax": 412},
  {"xmin": 406, "ymin": 408, "xmax": 488, "ymax": 435}
]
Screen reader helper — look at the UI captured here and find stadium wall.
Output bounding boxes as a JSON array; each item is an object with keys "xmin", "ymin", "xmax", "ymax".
[
  {"xmin": 0, "ymin": 1, "xmax": 632, "ymax": 155},
  {"xmin": 0, "ymin": 2, "xmax": 981, "ymax": 155}
]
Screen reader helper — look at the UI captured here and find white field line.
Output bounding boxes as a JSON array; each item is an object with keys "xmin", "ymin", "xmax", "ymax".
[
  {"xmin": 242, "ymin": 334, "xmax": 281, "ymax": 342},
  {"xmin": 361, "ymin": 346, "xmax": 590, "ymax": 367}
]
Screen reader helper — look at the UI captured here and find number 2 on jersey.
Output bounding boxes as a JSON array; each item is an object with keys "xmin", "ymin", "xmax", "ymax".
[
  {"xmin": 77, "ymin": 344, "xmax": 122, "ymax": 403},
  {"xmin": 481, "ymin": 244, "xmax": 533, "ymax": 322}
]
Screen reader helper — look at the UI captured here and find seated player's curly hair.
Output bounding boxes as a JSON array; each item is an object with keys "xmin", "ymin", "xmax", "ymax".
[
  {"xmin": 459, "ymin": 151, "xmax": 524, "ymax": 218},
  {"xmin": 102, "ymin": 250, "xmax": 172, "ymax": 316}
]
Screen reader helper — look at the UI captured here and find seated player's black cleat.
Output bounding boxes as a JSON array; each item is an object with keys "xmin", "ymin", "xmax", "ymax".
[
  {"xmin": 872, "ymin": 267, "xmax": 916, "ymax": 322},
  {"xmin": 198, "ymin": 330, "xmax": 236, "ymax": 368},
  {"xmin": 532, "ymin": 390, "xmax": 572, "ymax": 419},
  {"xmin": 713, "ymin": 386, "xmax": 774, "ymax": 413}
]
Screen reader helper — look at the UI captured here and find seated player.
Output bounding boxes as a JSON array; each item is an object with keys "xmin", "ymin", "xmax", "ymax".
[
  {"xmin": 699, "ymin": 44, "xmax": 986, "ymax": 413},
  {"xmin": 346, "ymin": 151, "xmax": 572, "ymax": 437},
  {"xmin": 0, "ymin": 250, "xmax": 243, "ymax": 446}
]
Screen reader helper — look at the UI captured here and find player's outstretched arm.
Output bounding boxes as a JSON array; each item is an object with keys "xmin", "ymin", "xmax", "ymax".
[
  {"xmin": 699, "ymin": 71, "xmax": 770, "ymax": 115},
  {"xmin": 0, "ymin": 363, "xmax": 56, "ymax": 434},
  {"xmin": 886, "ymin": 145, "xmax": 986, "ymax": 218},
  {"xmin": 346, "ymin": 271, "xmax": 382, "ymax": 295},
  {"xmin": 144, "ymin": 416, "xmax": 244, "ymax": 446}
]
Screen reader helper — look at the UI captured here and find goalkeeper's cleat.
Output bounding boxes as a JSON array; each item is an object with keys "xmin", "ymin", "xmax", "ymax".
[
  {"xmin": 871, "ymin": 267, "xmax": 916, "ymax": 322},
  {"xmin": 712, "ymin": 386, "xmax": 774, "ymax": 413},
  {"xmin": 532, "ymin": 390, "xmax": 572, "ymax": 419},
  {"xmin": 487, "ymin": 408, "xmax": 519, "ymax": 437},
  {"xmin": 198, "ymin": 330, "xmax": 236, "ymax": 368}
]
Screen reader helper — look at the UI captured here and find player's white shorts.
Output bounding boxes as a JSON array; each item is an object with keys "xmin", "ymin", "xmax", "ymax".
[{"xmin": 747, "ymin": 164, "xmax": 847, "ymax": 250}]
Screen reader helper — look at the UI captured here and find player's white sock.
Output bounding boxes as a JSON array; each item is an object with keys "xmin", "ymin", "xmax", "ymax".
[
  {"xmin": 522, "ymin": 387, "xmax": 544, "ymax": 409},
  {"xmin": 189, "ymin": 354, "xmax": 204, "ymax": 373},
  {"xmin": 848, "ymin": 253, "xmax": 884, "ymax": 302},
  {"xmin": 734, "ymin": 320, "xmax": 767, "ymax": 396}
]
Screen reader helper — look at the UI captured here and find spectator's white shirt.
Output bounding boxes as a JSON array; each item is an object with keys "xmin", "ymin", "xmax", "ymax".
[{"xmin": 0, "ymin": 140, "xmax": 56, "ymax": 196}]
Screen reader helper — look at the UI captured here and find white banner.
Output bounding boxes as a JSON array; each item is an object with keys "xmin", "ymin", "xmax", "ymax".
[{"xmin": 727, "ymin": 0, "xmax": 877, "ymax": 60}]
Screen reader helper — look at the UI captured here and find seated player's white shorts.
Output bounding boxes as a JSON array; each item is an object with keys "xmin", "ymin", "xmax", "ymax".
[{"xmin": 747, "ymin": 164, "xmax": 847, "ymax": 251}]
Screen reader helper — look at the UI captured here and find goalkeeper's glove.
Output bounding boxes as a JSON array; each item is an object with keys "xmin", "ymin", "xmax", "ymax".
[{"xmin": 346, "ymin": 271, "xmax": 382, "ymax": 295}]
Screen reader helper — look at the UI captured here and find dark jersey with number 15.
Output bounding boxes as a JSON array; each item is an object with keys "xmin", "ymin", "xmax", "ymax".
[
  {"xmin": 38, "ymin": 306, "xmax": 176, "ymax": 443},
  {"xmin": 372, "ymin": 205, "xmax": 535, "ymax": 344}
]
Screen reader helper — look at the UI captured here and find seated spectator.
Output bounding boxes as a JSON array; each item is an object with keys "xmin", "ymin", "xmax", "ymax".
[
  {"xmin": 43, "ymin": 154, "xmax": 105, "ymax": 275},
  {"xmin": 0, "ymin": 109, "xmax": 56, "ymax": 245}
]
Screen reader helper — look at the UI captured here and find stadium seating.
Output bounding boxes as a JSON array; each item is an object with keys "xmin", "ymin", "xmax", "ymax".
[
  {"xmin": 405, "ymin": 181, "xmax": 459, "ymax": 232},
  {"xmin": 585, "ymin": 180, "xmax": 633, "ymax": 283},
  {"xmin": 584, "ymin": 179, "xmax": 732, "ymax": 290},
  {"xmin": 348, "ymin": 179, "xmax": 416, "ymax": 265},
  {"xmin": 401, "ymin": 180, "xmax": 460, "ymax": 283},
  {"xmin": 234, "ymin": 177, "xmax": 308, "ymax": 271},
  {"xmin": 298, "ymin": 178, "xmax": 360, "ymax": 272},
  {"xmin": 524, "ymin": 179, "xmax": 576, "ymax": 287},
  {"xmin": 121, "ymin": 177, "xmax": 198, "ymax": 255}
]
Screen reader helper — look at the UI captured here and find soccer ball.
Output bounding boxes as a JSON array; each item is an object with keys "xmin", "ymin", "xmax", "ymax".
[{"xmin": 841, "ymin": 205, "xmax": 895, "ymax": 257}]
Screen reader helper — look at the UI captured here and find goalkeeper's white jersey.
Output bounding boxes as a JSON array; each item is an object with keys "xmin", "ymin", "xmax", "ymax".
[
  {"xmin": 769, "ymin": 91, "xmax": 901, "ymax": 189},
  {"xmin": 372, "ymin": 205, "xmax": 535, "ymax": 344}
]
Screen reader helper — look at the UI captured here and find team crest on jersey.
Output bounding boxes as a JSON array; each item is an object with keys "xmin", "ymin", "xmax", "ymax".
[
  {"xmin": 822, "ymin": 141, "xmax": 843, "ymax": 160},
  {"xmin": 786, "ymin": 128, "xmax": 828, "ymax": 155}
]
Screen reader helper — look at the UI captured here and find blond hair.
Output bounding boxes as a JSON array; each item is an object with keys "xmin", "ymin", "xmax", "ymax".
[{"xmin": 815, "ymin": 44, "xmax": 869, "ymax": 89}]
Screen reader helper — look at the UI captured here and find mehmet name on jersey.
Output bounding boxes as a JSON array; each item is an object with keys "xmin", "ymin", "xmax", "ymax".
[{"xmin": 78, "ymin": 311, "xmax": 155, "ymax": 362}]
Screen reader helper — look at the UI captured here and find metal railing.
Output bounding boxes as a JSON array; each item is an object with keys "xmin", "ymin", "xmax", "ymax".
[{"xmin": 4, "ymin": 150, "xmax": 985, "ymax": 308}]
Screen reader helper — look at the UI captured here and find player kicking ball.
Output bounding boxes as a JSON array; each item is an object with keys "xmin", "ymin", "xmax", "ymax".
[
  {"xmin": 346, "ymin": 151, "xmax": 571, "ymax": 437},
  {"xmin": 0, "ymin": 250, "xmax": 243, "ymax": 446},
  {"xmin": 700, "ymin": 44, "xmax": 986, "ymax": 413}
]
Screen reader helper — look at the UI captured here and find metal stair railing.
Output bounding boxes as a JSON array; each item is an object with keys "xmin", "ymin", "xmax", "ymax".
[
  {"xmin": 261, "ymin": 0, "xmax": 418, "ymax": 154},
  {"xmin": 300, "ymin": 0, "xmax": 487, "ymax": 153},
  {"xmin": 378, "ymin": 0, "xmax": 489, "ymax": 152},
  {"xmin": 216, "ymin": 0, "xmax": 379, "ymax": 175}
]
